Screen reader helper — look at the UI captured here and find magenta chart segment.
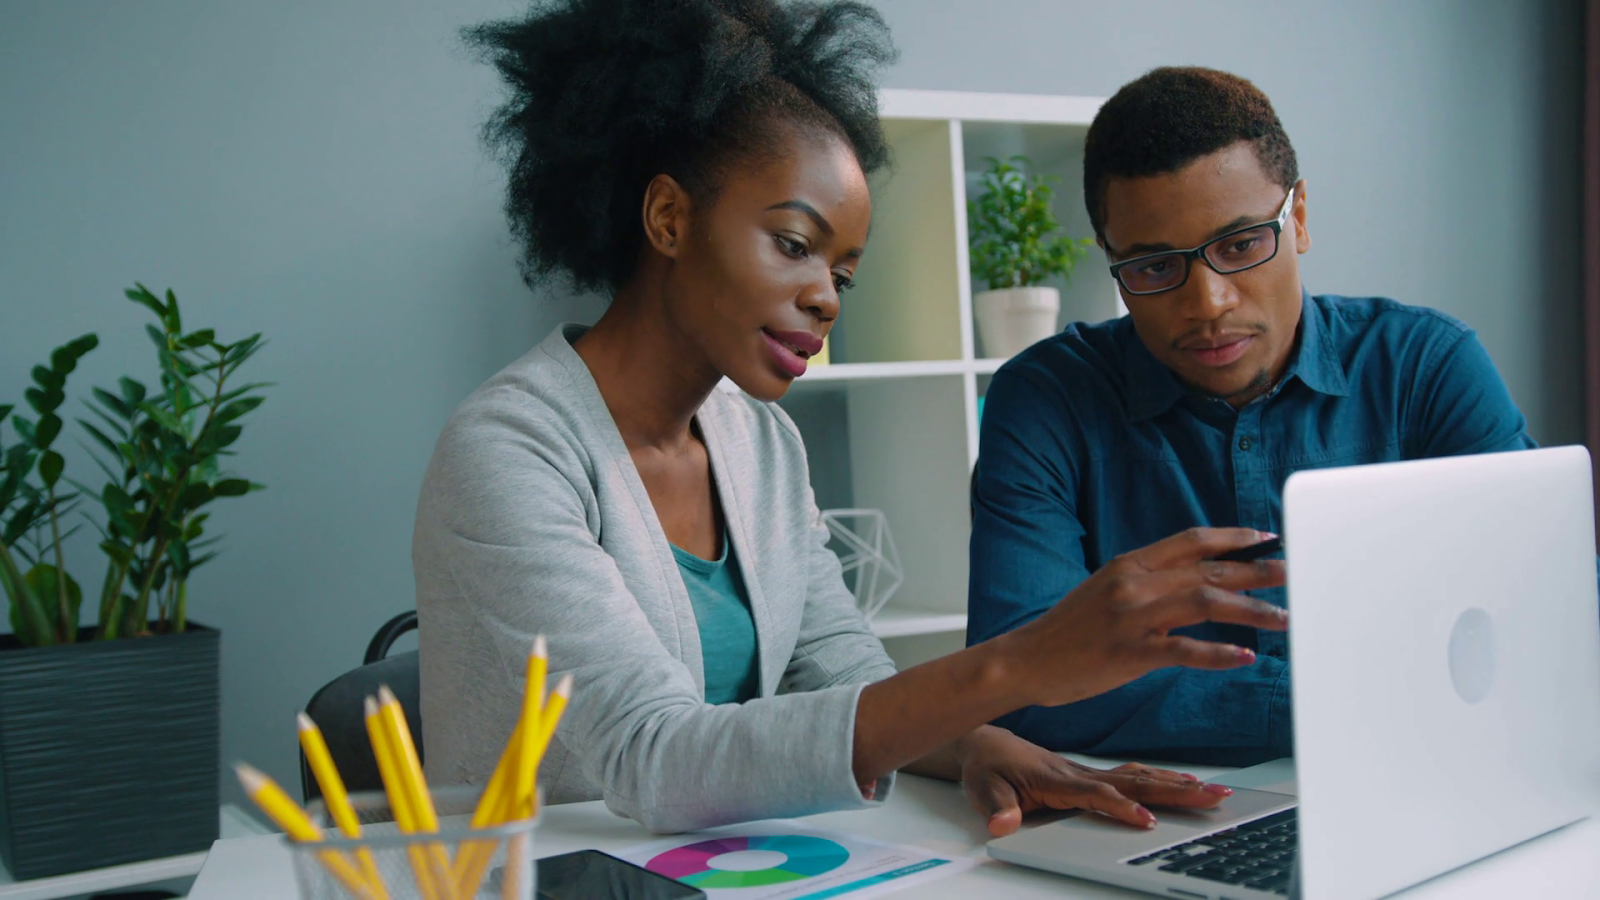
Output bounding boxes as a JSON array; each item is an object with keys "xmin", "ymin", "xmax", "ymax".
[{"xmin": 646, "ymin": 834, "xmax": 851, "ymax": 889}]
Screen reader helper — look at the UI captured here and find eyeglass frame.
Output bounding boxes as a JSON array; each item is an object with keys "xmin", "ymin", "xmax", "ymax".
[{"xmin": 1105, "ymin": 186, "xmax": 1297, "ymax": 296}]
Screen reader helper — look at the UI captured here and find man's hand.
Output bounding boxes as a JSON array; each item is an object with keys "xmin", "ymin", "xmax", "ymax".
[{"xmin": 956, "ymin": 726, "xmax": 1233, "ymax": 836}]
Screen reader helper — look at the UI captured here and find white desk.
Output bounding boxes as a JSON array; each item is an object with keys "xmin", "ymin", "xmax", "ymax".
[
  {"xmin": 188, "ymin": 761, "xmax": 1600, "ymax": 899},
  {"xmin": 0, "ymin": 804, "xmax": 267, "ymax": 900}
]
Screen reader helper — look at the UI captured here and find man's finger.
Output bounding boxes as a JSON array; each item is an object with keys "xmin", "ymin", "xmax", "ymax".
[
  {"xmin": 1145, "ymin": 585, "xmax": 1289, "ymax": 633},
  {"xmin": 1120, "ymin": 527, "xmax": 1272, "ymax": 571},
  {"xmin": 967, "ymin": 771, "xmax": 1024, "ymax": 837}
]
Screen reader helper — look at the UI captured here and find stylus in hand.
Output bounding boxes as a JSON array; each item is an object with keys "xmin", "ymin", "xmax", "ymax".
[{"xmin": 1211, "ymin": 536, "xmax": 1283, "ymax": 563}]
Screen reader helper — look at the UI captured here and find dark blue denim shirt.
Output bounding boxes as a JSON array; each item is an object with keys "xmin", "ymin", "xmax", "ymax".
[{"xmin": 967, "ymin": 292, "xmax": 1537, "ymax": 766}]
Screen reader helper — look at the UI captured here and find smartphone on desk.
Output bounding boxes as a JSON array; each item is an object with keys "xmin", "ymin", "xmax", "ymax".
[{"xmin": 537, "ymin": 849, "xmax": 706, "ymax": 900}]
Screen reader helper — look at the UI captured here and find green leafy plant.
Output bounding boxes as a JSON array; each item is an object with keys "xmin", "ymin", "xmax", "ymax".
[
  {"xmin": 968, "ymin": 155, "xmax": 1094, "ymax": 290},
  {"xmin": 0, "ymin": 284, "xmax": 268, "ymax": 646}
]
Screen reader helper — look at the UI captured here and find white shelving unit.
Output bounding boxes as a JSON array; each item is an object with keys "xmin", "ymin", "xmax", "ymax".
[{"xmin": 778, "ymin": 90, "xmax": 1121, "ymax": 657}]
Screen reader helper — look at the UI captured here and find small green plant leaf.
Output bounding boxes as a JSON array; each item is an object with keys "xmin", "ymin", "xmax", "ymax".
[
  {"xmin": 118, "ymin": 377, "xmax": 147, "ymax": 408},
  {"xmin": 125, "ymin": 284, "xmax": 167, "ymax": 319},
  {"xmin": 0, "ymin": 404, "xmax": 11, "ymax": 424},
  {"xmin": 78, "ymin": 420, "xmax": 123, "ymax": 460},
  {"xmin": 99, "ymin": 540, "xmax": 135, "ymax": 566},
  {"xmin": 3, "ymin": 500, "xmax": 40, "ymax": 545},
  {"xmin": 179, "ymin": 482, "xmax": 213, "ymax": 510},
  {"xmin": 31, "ymin": 366, "xmax": 62, "ymax": 391},
  {"xmin": 179, "ymin": 329, "xmax": 214, "ymax": 349},
  {"xmin": 38, "ymin": 451, "xmax": 64, "ymax": 488},
  {"xmin": 91, "ymin": 387, "xmax": 133, "ymax": 420},
  {"xmin": 165, "ymin": 288, "xmax": 182, "ymax": 333},
  {"xmin": 34, "ymin": 414, "xmax": 62, "ymax": 449},
  {"xmin": 216, "ymin": 396, "xmax": 264, "ymax": 424},
  {"xmin": 213, "ymin": 382, "xmax": 274, "ymax": 407},
  {"xmin": 213, "ymin": 478, "xmax": 251, "ymax": 497},
  {"xmin": 23, "ymin": 563, "xmax": 80, "ymax": 639},
  {"xmin": 138, "ymin": 402, "xmax": 185, "ymax": 435},
  {"xmin": 67, "ymin": 333, "xmax": 99, "ymax": 358}
]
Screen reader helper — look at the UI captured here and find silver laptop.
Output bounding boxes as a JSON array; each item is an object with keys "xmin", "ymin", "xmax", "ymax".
[{"xmin": 988, "ymin": 446, "xmax": 1600, "ymax": 899}]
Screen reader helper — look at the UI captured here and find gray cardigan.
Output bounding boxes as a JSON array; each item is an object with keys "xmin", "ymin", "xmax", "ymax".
[{"xmin": 413, "ymin": 325, "xmax": 899, "ymax": 832}]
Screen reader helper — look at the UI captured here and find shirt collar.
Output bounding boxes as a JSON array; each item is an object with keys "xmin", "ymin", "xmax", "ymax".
[
  {"xmin": 1280, "ymin": 289, "xmax": 1350, "ymax": 398},
  {"xmin": 1121, "ymin": 319, "xmax": 1186, "ymax": 422},
  {"xmin": 1121, "ymin": 288, "xmax": 1349, "ymax": 422}
]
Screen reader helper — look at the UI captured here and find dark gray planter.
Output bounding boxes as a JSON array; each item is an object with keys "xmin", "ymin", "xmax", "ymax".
[{"xmin": 0, "ymin": 622, "xmax": 219, "ymax": 880}]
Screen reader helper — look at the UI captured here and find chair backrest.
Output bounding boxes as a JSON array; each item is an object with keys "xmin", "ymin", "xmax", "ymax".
[{"xmin": 300, "ymin": 611, "xmax": 423, "ymax": 804}]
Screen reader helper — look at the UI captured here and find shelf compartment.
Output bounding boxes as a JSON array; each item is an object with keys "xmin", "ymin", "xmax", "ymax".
[{"xmin": 829, "ymin": 118, "xmax": 967, "ymax": 365}]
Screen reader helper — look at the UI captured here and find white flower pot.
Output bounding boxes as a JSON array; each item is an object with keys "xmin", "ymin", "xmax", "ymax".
[{"xmin": 973, "ymin": 286, "xmax": 1060, "ymax": 358}]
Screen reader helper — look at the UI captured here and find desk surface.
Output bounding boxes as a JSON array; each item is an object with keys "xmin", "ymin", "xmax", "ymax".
[{"xmin": 188, "ymin": 761, "xmax": 1600, "ymax": 900}]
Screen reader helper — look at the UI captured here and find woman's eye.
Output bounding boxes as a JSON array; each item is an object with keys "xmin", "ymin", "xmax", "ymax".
[
  {"xmin": 774, "ymin": 234, "xmax": 807, "ymax": 259},
  {"xmin": 833, "ymin": 272, "xmax": 856, "ymax": 292}
]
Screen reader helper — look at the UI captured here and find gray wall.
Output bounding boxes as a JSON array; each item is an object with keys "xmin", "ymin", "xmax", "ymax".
[{"xmin": 0, "ymin": 0, "xmax": 1582, "ymax": 813}]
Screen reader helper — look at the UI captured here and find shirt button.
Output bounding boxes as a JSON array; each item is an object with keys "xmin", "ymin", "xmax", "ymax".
[{"xmin": 1238, "ymin": 436, "xmax": 1253, "ymax": 451}]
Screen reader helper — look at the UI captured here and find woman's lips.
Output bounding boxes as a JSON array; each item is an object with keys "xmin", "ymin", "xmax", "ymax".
[
  {"xmin": 761, "ymin": 329, "xmax": 813, "ymax": 378},
  {"xmin": 1184, "ymin": 335, "xmax": 1253, "ymax": 368}
]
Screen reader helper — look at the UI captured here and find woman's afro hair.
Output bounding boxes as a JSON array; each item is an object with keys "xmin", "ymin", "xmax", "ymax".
[{"xmin": 464, "ymin": 0, "xmax": 898, "ymax": 294}]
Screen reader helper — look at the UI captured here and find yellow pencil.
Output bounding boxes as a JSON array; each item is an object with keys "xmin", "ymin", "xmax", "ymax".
[
  {"xmin": 378, "ymin": 686, "xmax": 457, "ymax": 900},
  {"xmin": 515, "ymin": 674, "xmax": 571, "ymax": 818},
  {"xmin": 454, "ymin": 675, "xmax": 572, "ymax": 898},
  {"xmin": 453, "ymin": 640, "xmax": 546, "ymax": 895},
  {"xmin": 299, "ymin": 713, "xmax": 390, "ymax": 900},
  {"xmin": 512, "ymin": 636, "xmax": 547, "ymax": 817},
  {"xmin": 234, "ymin": 763, "xmax": 378, "ymax": 900},
  {"xmin": 366, "ymin": 697, "xmax": 444, "ymax": 900}
]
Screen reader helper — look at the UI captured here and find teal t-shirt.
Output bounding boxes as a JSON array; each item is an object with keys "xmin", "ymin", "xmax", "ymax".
[{"xmin": 671, "ymin": 535, "xmax": 759, "ymax": 705}]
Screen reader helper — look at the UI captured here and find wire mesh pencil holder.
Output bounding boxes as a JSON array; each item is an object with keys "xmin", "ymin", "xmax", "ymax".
[{"xmin": 289, "ymin": 785, "xmax": 540, "ymax": 900}]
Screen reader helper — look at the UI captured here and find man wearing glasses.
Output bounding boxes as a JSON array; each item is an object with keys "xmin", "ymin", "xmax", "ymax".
[{"xmin": 967, "ymin": 66, "xmax": 1536, "ymax": 767}]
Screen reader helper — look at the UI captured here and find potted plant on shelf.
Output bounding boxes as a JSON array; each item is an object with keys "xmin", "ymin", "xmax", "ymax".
[
  {"xmin": 0, "ymin": 284, "xmax": 267, "ymax": 880},
  {"xmin": 967, "ymin": 155, "xmax": 1094, "ymax": 358}
]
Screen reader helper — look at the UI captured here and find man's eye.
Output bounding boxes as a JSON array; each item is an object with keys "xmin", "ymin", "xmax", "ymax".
[
  {"xmin": 1137, "ymin": 259, "xmax": 1173, "ymax": 277},
  {"xmin": 833, "ymin": 273, "xmax": 855, "ymax": 292},
  {"xmin": 774, "ymin": 235, "xmax": 807, "ymax": 259}
]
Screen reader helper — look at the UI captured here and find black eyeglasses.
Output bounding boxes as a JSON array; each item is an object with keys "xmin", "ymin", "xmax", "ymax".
[{"xmin": 1107, "ymin": 187, "xmax": 1295, "ymax": 296}]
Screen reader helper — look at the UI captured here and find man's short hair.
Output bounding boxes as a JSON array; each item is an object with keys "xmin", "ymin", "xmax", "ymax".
[{"xmin": 1083, "ymin": 66, "xmax": 1299, "ymax": 238}]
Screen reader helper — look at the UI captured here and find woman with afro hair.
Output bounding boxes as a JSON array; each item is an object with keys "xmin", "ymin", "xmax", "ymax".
[{"xmin": 413, "ymin": 0, "xmax": 1289, "ymax": 834}]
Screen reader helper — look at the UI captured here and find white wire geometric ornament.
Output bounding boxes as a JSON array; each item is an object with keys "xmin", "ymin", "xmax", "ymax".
[{"xmin": 820, "ymin": 508, "xmax": 904, "ymax": 620}]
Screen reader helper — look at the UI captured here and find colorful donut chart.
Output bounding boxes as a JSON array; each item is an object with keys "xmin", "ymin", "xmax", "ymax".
[{"xmin": 645, "ymin": 834, "xmax": 850, "ymax": 889}]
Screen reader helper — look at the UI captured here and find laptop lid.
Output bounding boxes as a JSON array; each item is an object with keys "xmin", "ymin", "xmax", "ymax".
[{"xmin": 1285, "ymin": 446, "xmax": 1600, "ymax": 900}]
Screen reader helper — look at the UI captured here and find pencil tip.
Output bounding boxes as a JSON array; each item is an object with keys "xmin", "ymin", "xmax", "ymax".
[
  {"xmin": 234, "ymin": 762, "xmax": 265, "ymax": 790},
  {"xmin": 533, "ymin": 634, "xmax": 547, "ymax": 656},
  {"xmin": 378, "ymin": 685, "xmax": 397, "ymax": 705},
  {"xmin": 554, "ymin": 674, "xmax": 574, "ymax": 697},
  {"xmin": 296, "ymin": 711, "xmax": 315, "ymax": 731},
  {"xmin": 364, "ymin": 696, "xmax": 379, "ymax": 716}
]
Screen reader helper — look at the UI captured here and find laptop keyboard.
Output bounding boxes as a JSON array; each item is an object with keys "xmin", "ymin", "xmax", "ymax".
[{"xmin": 1126, "ymin": 808, "xmax": 1296, "ymax": 896}]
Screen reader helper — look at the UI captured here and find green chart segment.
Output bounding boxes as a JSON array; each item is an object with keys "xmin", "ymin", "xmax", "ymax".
[{"xmin": 646, "ymin": 834, "xmax": 850, "ymax": 889}]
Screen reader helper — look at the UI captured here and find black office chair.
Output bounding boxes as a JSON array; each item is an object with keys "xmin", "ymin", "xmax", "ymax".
[{"xmin": 300, "ymin": 611, "xmax": 422, "ymax": 803}]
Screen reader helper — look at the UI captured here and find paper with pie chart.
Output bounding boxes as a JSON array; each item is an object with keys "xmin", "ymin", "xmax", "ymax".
[{"xmin": 616, "ymin": 820, "xmax": 971, "ymax": 898}]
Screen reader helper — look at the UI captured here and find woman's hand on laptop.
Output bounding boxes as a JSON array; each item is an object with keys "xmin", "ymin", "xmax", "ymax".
[
  {"xmin": 998, "ymin": 527, "xmax": 1288, "ymax": 708},
  {"xmin": 955, "ymin": 726, "xmax": 1236, "ymax": 835}
]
